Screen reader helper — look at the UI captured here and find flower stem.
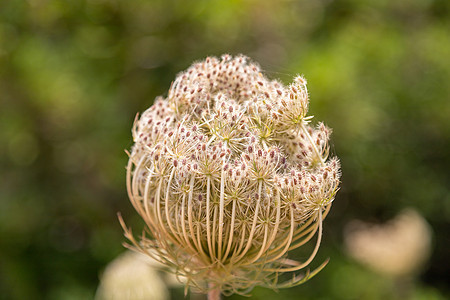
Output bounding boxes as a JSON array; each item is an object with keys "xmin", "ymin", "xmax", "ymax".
[{"xmin": 207, "ymin": 284, "xmax": 221, "ymax": 300}]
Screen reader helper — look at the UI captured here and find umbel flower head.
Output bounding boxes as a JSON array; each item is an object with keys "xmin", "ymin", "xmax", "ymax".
[
  {"xmin": 345, "ymin": 208, "xmax": 432, "ymax": 277},
  {"xmin": 121, "ymin": 54, "xmax": 341, "ymax": 296}
]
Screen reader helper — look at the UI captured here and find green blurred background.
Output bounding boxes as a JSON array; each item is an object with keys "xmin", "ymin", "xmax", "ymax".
[{"xmin": 1, "ymin": 0, "xmax": 449, "ymax": 299}]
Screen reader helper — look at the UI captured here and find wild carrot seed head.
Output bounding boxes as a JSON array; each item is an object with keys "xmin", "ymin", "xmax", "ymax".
[{"xmin": 123, "ymin": 54, "xmax": 341, "ymax": 296}]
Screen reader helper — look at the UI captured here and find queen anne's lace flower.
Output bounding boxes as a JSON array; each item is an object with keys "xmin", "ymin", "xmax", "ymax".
[
  {"xmin": 344, "ymin": 208, "xmax": 432, "ymax": 277},
  {"xmin": 121, "ymin": 55, "xmax": 341, "ymax": 296}
]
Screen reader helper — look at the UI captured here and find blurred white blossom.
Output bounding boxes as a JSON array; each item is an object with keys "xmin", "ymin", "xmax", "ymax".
[
  {"xmin": 96, "ymin": 251, "xmax": 170, "ymax": 300},
  {"xmin": 345, "ymin": 208, "xmax": 432, "ymax": 277}
]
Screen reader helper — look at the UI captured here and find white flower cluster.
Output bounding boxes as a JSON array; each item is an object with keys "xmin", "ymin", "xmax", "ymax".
[
  {"xmin": 123, "ymin": 55, "xmax": 340, "ymax": 295},
  {"xmin": 345, "ymin": 208, "xmax": 432, "ymax": 277}
]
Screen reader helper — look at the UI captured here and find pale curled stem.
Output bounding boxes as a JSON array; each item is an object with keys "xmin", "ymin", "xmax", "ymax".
[
  {"xmin": 212, "ymin": 204, "xmax": 218, "ymax": 258},
  {"xmin": 266, "ymin": 209, "xmax": 323, "ymax": 272},
  {"xmin": 206, "ymin": 176, "xmax": 214, "ymax": 260},
  {"xmin": 232, "ymin": 181, "xmax": 263, "ymax": 262},
  {"xmin": 187, "ymin": 175, "xmax": 208, "ymax": 260},
  {"xmin": 142, "ymin": 166, "xmax": 158, "ymax": 232},
  {"xmin": 180, "ymin": 193, "xmax": 201, "ymax": 259},
  {"xmin": 127, "ymin": 157, "xmax": 146, "ymax": 220},
  {"xmin": 243, "ymin": 189, "xmax": 281, "ymax": 266},
  {"xmin": 222, "ymin": 198, "xmax": 236, "ymax": 261},
  {"xmin": 217, "ymin": 167, "xmax": 225, "ymax": 261},
  {"xmin": 301, "ymin": 121, "xmax": 326, "ymax": 166}
]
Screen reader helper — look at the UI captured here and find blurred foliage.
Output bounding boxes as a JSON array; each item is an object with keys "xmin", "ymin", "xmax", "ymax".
[{"xmin": 0, "ymin": 0, "xmax": 449, "ymax": 299}]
